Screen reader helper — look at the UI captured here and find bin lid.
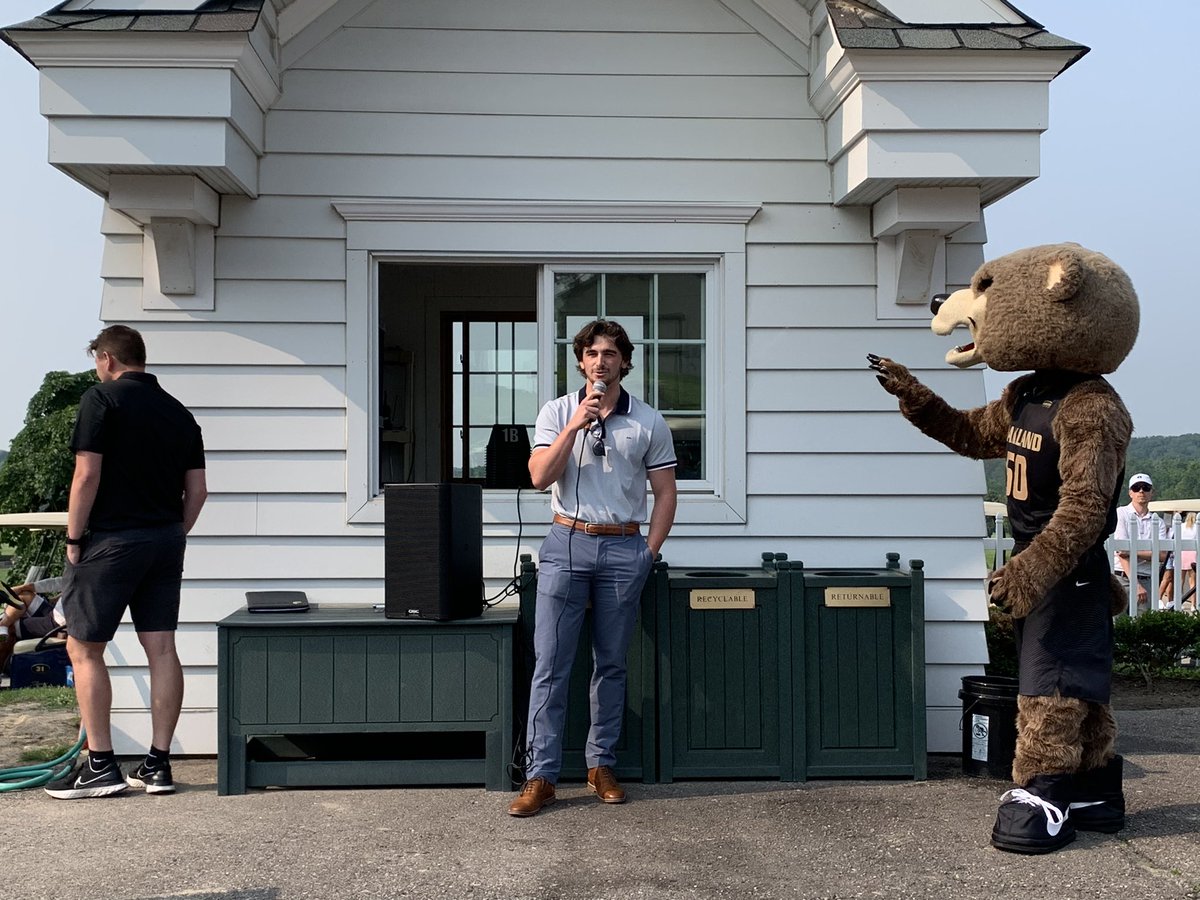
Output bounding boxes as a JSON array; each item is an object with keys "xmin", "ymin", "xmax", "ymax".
[{"xmin": 667, "ymin": 567, "xmax": 779, "ymax": 589}]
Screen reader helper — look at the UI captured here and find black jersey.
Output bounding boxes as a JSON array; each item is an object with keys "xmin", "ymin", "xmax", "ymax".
[
  {"xmin": 1003, "ymin": 370, "xmax": 1125, "ymax": 703},
  {"xmin": 1004, "ymin": 370, "xmax": 1120, "ymax": 551}
]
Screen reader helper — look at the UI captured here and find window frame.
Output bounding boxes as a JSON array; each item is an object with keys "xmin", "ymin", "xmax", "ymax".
[
  {"xmin": 335, "ymin": 199, "xmax": 757, "ymax": 526},
  {"xmin": 541, "ymin": 262, "xmax": 718, "ymax": 494}
]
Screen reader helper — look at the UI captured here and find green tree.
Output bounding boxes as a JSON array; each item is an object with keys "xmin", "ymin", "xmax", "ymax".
[{"xmin": 0, "ymin": 370, "xmax": 97, "ymax": 579}]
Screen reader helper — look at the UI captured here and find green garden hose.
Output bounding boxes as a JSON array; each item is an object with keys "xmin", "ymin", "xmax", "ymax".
[{"xmin": 0, "ymin": 728, "xmax": 86, "ymax": 792}]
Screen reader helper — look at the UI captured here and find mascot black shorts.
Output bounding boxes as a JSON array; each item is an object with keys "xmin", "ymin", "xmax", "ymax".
[{"xmin": 1013, "ymin": 549, "xmax": 1114, "ymax": 704}]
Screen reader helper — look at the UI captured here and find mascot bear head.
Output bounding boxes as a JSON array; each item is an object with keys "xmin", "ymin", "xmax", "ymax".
[{"xmin": 931, "ymin": 242, "xmax": 1139, "ymax": 374}]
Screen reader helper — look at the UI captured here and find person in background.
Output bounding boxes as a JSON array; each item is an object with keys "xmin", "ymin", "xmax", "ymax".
[
  {"xmin": 1180, "ymin": 511, "xmax": 1197, "ymax": 612},
  {"xmin": 1112, "ymin": 473, "xmax": 1167, "ymax": 612},
  {"xmin": 44, "ymin": 325, "xmax": 207, "ymax": 800},
  {"xmin": 1158, "ymin": 511, "xmax": 1177, "ymax": 606}
]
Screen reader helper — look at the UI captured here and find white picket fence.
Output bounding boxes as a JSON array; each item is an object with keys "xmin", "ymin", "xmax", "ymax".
[{"xmin": 983, "ymin": 504, "xmax": 1198, "ymax": 617}]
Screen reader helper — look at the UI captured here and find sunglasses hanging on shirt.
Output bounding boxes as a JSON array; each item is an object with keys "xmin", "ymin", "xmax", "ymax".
[{"xmin": 591, "ymin": 419, "xmax": 606, "ymax": 457}]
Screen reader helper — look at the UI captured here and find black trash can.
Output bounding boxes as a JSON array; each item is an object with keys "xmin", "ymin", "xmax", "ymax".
[{"xmin": 959, "ymin": 675, "xmax": 1018, "ymax": 779}]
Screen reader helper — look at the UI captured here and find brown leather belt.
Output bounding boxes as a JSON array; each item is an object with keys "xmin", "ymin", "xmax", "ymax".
[{"xmin": 552, "ymin": 513, "xmax": 640, "ymax": 536}]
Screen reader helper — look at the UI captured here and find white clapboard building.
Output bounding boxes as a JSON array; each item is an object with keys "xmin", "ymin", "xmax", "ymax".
[{"xmin": 2, "ymin": 0, "xmax": 1085, "ymax": 755}]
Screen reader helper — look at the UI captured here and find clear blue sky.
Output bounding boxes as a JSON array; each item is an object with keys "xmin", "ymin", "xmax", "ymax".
[{"xmin": 0, "ymin": 0, "xmax": 1194, "ymax": 447}]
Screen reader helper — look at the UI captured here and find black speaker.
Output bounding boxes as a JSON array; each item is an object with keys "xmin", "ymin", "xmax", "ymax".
[{"xmin": 384, "ymin": 483, "xmax": 483, "ymax": 620}]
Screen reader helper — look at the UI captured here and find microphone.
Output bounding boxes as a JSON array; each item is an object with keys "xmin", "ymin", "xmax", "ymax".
[{"xmin": 587, "ymin": 379, "xmax": 607, "ymax": 425}]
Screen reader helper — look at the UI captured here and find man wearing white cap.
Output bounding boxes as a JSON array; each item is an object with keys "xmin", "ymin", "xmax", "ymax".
[{"xmin": 1113, "ymin": 473, "xmax": 1166, "ymax": 610}]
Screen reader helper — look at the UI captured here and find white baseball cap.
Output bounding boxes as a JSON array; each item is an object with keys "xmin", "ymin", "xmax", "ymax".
[{"xmin": 1129, "ymin": 473, "xmax": 1153, "ymax": 488}]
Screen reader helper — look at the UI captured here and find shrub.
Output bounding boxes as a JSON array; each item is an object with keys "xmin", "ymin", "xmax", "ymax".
[
  {"xmin": 984, "ymin": 605, "xmax": 1018, "ymax": 677},
  {"xmin": 1113, "ymin": 610, "xmax": 1200, "ymax": 690},
  {"xmin": 0, "ymin": 370, "xmax": 96, "ymax": 579}
]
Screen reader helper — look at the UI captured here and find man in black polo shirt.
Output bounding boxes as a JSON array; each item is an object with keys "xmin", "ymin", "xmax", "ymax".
[{"xmin": 46, "ymin": 325, "xmax": 207, "ymax": 800}]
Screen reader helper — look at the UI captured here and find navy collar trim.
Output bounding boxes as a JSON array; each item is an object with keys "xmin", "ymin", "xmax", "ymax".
[{"xmin": 576, "ymin": 384, "xmax": 631, "ymax": 416}]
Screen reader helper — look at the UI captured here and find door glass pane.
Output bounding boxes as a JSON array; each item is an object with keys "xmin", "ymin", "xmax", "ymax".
[
  {"xmin": 469, "ymin": 374, "xmax": 498, "ymax": 425},
  {"xmin": 514, "ymin": 373, "xmax": 538, "ymax": 422},
  {"xmin": 467, "ymin": 427, "xmax": 489, "ymax": 480},
  {"xmin": 469, "ymin": 321, "xmax": 497, "ymax": 372},
  {"xmin": 514, "ymin": 322, "xmax": 537, "ymax": 371}
]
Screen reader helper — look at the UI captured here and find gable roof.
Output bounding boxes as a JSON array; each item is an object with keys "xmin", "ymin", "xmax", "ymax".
[
  {"xmin": 3, "ymin": 0, "xmax": 263, "ymax": 34},
  {"xmin": 827, "ymin": 0, "xmax": 1086, "ymax": 67}
]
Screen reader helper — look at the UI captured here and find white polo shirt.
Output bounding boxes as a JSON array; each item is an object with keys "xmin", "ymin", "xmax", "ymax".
[
  {"xmin": 1113, "ymin": 503, "xmax": 1166, "ymax": 578},
  {"xmin": 533, "ymin": 385, "xmax": 677, "ymax": 524}
]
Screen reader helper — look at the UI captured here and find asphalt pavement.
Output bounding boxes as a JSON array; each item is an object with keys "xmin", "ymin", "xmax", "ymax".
[{"xmin": 6, "ymin": 705, "xmax": 1199, "ymax": 900}]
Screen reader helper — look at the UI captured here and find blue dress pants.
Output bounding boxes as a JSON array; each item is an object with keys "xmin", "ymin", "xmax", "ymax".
[{"xmin": 524, "ymin": 524, "xmax": 654, "ymax": 784}]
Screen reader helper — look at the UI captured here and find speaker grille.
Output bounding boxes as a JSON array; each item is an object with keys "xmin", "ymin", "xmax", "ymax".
[{"xmin": 384, "ymin": 484, "xmax": 483, "ymax": 620}]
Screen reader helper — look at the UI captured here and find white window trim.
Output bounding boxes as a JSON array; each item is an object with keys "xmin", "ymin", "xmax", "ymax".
[
  {"xmin": 334, "ymin": 199, "xmax": 759, "ymax": 527},
  {"xmin": 541, "ymin": 262, "xmax": 720, "ymax": 495}
]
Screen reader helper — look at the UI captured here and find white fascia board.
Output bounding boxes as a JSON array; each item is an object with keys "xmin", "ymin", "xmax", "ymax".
[
  {"xmin": 10, "ymin": 27, "xmax": 280, "ymax": 111},
  {"xmin": 811, "ymin": 47, "xmax": 1076, "ymax": 120}
]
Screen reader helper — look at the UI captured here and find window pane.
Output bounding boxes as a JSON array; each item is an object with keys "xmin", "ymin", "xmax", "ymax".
[
  {"xmin": 658, "ymin": 274, "xmax": 704, "ymax": 340},
  {"xmin": 497, "ymin": 322, "xmax": 514, "ymax": 372},
  {"xmin": 656, "ymin": 345, "xmax": 703, "ymax": 411},
  {"xmin": 554, "ymin": 274, "xmax": 599, "ymax": 337},
  {"xmin": 665, "ymin": 415, "xmax": 704, "ymax": 481},
  {"xmin": 605, "ymin": 274, "xmax": 652, "ymax": 338}
]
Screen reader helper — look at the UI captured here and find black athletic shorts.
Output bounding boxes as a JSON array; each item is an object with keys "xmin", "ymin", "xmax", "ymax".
[
  {"xmin": 1013, "ymin": 545, "xmax": 1114, "ymax": 704},
  {"xmin": 62, "ymin": 524, "xmax": 187, "ymax": 643}
]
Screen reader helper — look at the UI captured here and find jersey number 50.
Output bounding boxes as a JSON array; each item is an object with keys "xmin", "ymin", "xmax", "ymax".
[{"xmin": 1005, "ymin": 451, "xmax": 1029, "ymax": 501}]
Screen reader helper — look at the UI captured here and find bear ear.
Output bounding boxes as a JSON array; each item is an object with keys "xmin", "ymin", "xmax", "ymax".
[{"xmin": 1044, "ymin": 246, "xmax": 1084, "ymax": 302}]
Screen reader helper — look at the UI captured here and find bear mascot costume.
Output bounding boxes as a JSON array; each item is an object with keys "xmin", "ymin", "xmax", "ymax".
[{"xmin": 867, "ymin": 242, "xmax": 1138, "ymax": 854}]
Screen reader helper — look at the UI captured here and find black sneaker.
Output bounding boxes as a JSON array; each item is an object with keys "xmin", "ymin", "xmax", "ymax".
[
  {"xmin": 44, "ymin": 756, "xmax": 128, "ymax": 800},
  {"xmin": 1069, "ymin": 755, "xmax": 1125, "ymax": 833},
  {"xmin": 991, "ymin": 774, "xmax": 1076, "ymax": 854},
  {"xmin": 127, "ymin": 760, "xmax": 175, "ymax": 794}
]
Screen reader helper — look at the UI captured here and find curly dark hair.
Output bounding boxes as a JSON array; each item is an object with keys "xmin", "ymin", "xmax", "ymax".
[{"xmin": 572, "ymin": 319, "xmax": 634, "ymax": 378}]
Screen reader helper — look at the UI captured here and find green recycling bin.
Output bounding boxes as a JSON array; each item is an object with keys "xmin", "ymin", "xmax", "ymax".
[
  {"xmin": 657, "ymin": 553, "xmax": 794, "ymax": 782},
  {"xmin": 515, "ymin": 555, "xmax": 663, "ymax": 783},
  {"xmin": 795, "ymin": 553, "xmax": 927, "ymax": 780}
]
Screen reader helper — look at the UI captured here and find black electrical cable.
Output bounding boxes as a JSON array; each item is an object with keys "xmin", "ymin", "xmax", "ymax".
[{"xmin": 508, "ymin": 412, "xmax": 593, "ymax": 784}]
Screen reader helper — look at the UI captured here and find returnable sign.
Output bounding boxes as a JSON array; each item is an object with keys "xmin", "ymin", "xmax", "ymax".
[
  {"xmin": 689, "ymin": 588, "xmax": 755, "ymax": 610},
  {"xmin": 824, "ymin": 586, "xmax": 891, "ymax": 608}
]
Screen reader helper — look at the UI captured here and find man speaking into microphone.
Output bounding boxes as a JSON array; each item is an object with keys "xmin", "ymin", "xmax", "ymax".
[{"xmin": 509, "ymin": 319, "xmax": 677, "ymax": 817}]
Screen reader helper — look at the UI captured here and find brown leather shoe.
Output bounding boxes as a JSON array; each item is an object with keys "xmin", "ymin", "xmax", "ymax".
[
  {"xmin": 587, "ymin": 766, "xmax": 626, "ymax": 804},
  {"xmin": 508, "ymin": 777, "xmax": 556, "ymax": 817}
]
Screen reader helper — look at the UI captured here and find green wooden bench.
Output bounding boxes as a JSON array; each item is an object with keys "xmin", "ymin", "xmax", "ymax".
[{"xmin": 217, "ymin": 605, "xmax": 517, "ymax": 794}]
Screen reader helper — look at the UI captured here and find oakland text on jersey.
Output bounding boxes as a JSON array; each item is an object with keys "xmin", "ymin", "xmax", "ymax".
[{"xmin": 1007, "ymin": 426, "xmax": 1043, "ymax": 453}]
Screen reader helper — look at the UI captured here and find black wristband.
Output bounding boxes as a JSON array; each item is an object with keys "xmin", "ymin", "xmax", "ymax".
[{"xmin": 65, "ymin": 537, "xmax": 84, "ymax": 546}]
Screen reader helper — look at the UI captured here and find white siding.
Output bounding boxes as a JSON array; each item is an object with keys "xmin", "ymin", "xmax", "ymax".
[{"xmin": 96, "ymin": 0, "xmax": 988, "ymax": 755}]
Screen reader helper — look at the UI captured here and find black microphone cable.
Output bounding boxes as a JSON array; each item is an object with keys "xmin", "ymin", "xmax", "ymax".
[{"xmin": 509, "ymin": 399, "xmax": 593, "ymax": 784}]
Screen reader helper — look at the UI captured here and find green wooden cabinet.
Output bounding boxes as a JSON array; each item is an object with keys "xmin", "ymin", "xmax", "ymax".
[
  {"xmin": 657, "ymin": 555, "xmax": 793, "ymax": 781},
  {"xmin": 217, "ymin": 605, "xmax": 517, "ymax": 794},
  {"xmin": 796, "ymin": 555, "xmax": 927, "ymax": 780}
]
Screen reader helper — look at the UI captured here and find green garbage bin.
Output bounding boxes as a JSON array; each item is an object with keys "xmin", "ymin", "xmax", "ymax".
[
  {"xmin": 515, "ymin": 555, "xmax": 663, "ymax": 783},
  {"xmin": 657, "ymin": 553, "xmax": 794, "ymax": 782},
  {"xmin": 795, "ymin": 554, "xmax": 927, "ymax": 780}
]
